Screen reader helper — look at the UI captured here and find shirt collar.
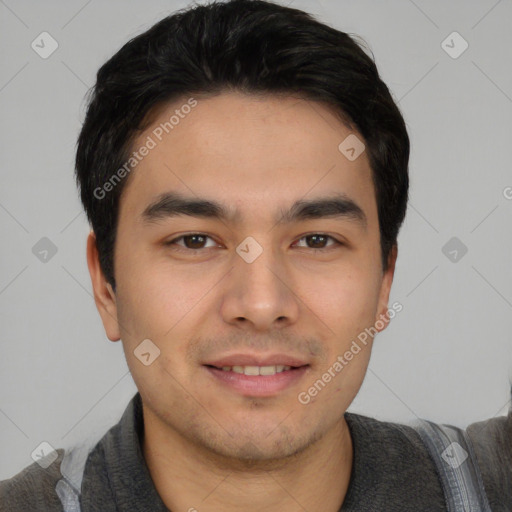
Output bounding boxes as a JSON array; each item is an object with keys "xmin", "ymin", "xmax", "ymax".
[{"xmin": 81, "ymin": 392, "xmax": 169, "ymax": 512}]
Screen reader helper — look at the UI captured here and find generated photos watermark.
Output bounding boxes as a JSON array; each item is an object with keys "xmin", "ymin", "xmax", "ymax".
[
  {"xmin": 93, "ymin": 97, "xmax": 198, "ymax": 200},
  {"xmin": 298, "ymin": 301, "xmax": 403, "ymax": 404}
]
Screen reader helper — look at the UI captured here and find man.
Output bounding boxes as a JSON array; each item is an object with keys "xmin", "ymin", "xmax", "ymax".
[{"xmin": 1, "ymin": 0, "xmax": 510, "ymax": 510}]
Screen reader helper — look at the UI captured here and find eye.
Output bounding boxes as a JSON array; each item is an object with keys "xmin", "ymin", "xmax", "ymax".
[
  {"xmin": 164, "ymin": 232, "xmax": 343, "ymax": 253},
  {"xmin": 165, "ymin": 233, "xmax": 219, "ymax": 251},
  {"xmin": 294, "ymin": 234, "xmax": 342, "ymax": 250}
]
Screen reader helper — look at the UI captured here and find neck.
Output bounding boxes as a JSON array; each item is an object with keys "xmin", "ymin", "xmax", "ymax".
[{"xmin": 142, "ymin": 409, "xmax": 353, "ymax": 512}]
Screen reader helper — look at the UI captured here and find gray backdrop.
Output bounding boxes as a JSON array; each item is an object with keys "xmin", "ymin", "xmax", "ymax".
[{"xmin": 1, "ymin": 0, "xmax": 511, "ymax": 480}]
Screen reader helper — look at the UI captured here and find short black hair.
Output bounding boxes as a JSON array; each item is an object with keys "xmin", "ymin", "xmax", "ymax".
[{"xmin": 75, "ymin": 0, "xmax": 409, "ymax": 291}]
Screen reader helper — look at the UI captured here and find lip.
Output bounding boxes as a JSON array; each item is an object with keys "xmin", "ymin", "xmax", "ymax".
[
  {"xmin": 203, "ymin": 365, "xmax": 310, "ymax": 397},
  {"xmin": 204, "ymin": 353, "xmax": 309, "ymax": 368}
]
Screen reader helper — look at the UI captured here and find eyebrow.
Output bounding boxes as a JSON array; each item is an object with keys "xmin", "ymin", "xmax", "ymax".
[{"xmin": 140, "ymin": 191, "xmax": 367, "ymax": 230}]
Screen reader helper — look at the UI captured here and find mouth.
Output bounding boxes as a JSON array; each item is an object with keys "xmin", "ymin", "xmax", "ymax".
[
  {"xmin": 202, "ymin": 357, "xmax": 310, "ymax": 397},
  {"xmin": 204, "ymin": 364, "xmax": 304, "ymax": 376}
]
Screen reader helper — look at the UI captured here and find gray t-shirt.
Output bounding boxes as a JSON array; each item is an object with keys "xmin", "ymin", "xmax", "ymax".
[{"xmin": 1, "ymin": 391, "xmax": 511, "ymax": 511}]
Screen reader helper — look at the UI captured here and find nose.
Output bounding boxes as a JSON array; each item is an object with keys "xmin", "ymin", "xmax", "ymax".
[{"xmin": 220, "ymin": 241, "xmax": 300, "ymax": 332}]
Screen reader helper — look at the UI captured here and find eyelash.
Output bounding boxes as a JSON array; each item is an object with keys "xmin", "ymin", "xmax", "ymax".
[{"xmin": 164, "ymin": 233, "xmax": 343, "ymax": 253}]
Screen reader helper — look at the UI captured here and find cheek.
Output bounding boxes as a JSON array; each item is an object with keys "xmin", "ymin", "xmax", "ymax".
[
  {"xmin": 116, "ymin": 260, "xmax": 217, "ymax": 374},
  {"xmin": 115, "ymin": 242, "xmax": 186, "ymax": 331},
  {"xmin": 303, "ymin": 265, "xmax": 380, "ymax": 332}
]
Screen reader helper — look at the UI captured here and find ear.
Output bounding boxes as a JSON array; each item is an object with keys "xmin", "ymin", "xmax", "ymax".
[
  {"xmin": 86, "ymin": 230, "xmax": 120, "ymax": 342},
  {"xmin": 375, "ymin": 244, "xmax": 398, "ymax": 333}
]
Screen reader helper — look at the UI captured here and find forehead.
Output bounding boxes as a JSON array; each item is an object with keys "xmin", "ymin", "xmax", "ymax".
[{"xmin": 119, "ymin": 92, "xmax": 377, "ymax": 229}]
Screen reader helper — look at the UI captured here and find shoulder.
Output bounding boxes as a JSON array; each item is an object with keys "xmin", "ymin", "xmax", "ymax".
[
  {"xmin": 0, "ymin": 449, "xmax": 66, "ymax": 512},
  {"xmin": 1, "ymin": 426, "xmax": 110, "ymax": 512},
  {"xmin": 345, "ymin": 409, "xmax": 436, "ymax": 458},
  {"xmin": 466, "ymin": 399, "xmax": 512, "ymax": 510},
  {"xmin": 347, "ymin": 394, "xmax": 512, "ymax": 511},
  {"xmin": 343, "ymin": 410, "xmax": 447, "ymax": 509}
]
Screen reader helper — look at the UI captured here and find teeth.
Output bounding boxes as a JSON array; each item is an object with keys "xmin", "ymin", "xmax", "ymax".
[
  {"xmin": 244, "ymin": 365, "xmax": 260, "ymax": 376},
  {"xmin": 259, "ymin": 365, "xmax": 277, "ymax": 376},
  {"xmin": 219, "ymin": 365, "xmax": 292, "ymax": 375}
]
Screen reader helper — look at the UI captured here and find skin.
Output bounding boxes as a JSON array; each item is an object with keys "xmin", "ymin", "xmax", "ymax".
[{"xmin": 87, "ymin": 92, "xmax": 397, "ymax": 511}]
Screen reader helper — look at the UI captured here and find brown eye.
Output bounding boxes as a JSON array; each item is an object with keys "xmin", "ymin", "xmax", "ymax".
[
  {"xmin": 181, "ymin": 234, "xmax": 208, "ymax": 249},
  {"xmin": 165, "ymin": 234, "xmax": 217, "ymax": 250},
  {"xmin": 295, "ymin": 234, "xmax": 341, "ymax": 250}
]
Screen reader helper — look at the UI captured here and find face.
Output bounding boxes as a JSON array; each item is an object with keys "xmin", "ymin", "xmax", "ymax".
[{"xmin": 87, "ymin": 92, "xmax": 396, "ymax": 463}]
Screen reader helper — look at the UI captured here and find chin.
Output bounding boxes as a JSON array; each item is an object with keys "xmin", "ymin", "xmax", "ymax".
[{"xmin": 208, "ymin": 423, "xmax": 319, "ymax": 464}]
